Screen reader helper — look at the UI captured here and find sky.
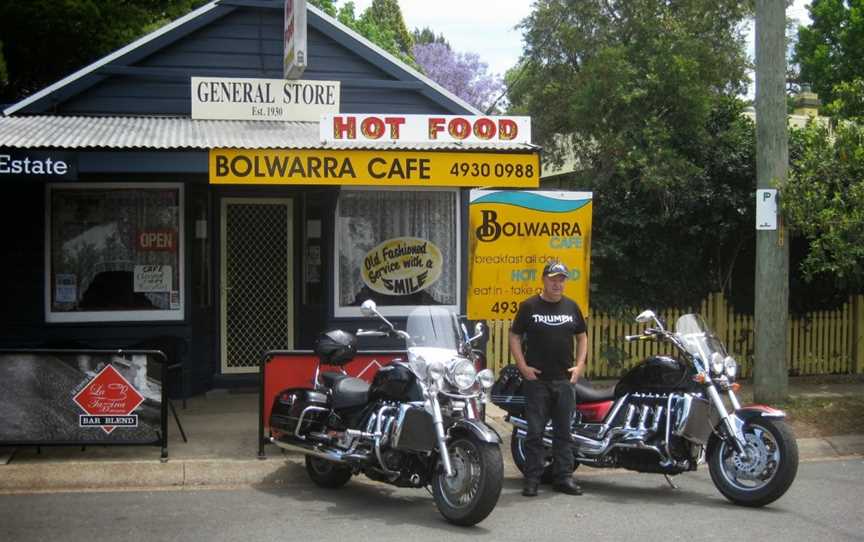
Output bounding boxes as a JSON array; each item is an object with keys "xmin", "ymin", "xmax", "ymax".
[{"xmin": 350, "ymin": 0, "xmax": 816, "ymax": 80}]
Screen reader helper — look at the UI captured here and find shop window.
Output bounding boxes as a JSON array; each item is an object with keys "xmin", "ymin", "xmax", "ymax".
[
  {"xmin": 335, "ymin": 188, "xmax": 460, "ymax": 317},
  {"xmin": 46, "ymin": 183, "xmax": 184, "ymax": 322}
]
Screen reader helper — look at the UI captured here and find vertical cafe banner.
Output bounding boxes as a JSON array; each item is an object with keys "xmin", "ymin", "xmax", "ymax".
[{"xmin": 468, "ymin": 190, "xmax": 593, "ymax": 320}]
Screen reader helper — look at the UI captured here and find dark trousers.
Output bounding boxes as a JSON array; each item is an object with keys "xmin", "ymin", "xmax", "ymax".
[{"xmin": 524, "ymin": 379, "xmax": 575, "ymax": 483}]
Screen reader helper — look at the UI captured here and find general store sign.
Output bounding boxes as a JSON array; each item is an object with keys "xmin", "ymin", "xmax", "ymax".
[
  {"xmin": 209, "ymin": 149, "xmax": 539, "ymax": 187},
  {"xmin": 191, "ymin": 77, "xmax": 338, "ymax": 121},
  {"xmin": 467, "ymin": 190, "xmax": 593, "ymax": 320},
  {"xmin": 320, "ymin": 114, "xmax": 532, "ymax": 144}
]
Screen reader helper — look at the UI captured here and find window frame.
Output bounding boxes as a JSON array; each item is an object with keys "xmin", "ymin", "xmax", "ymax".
[
  {"xmin": 333, "ymin": 186, "xmax": 461, "ymax": 318},
  {"xmin": 44, "ymin": 182, "xmax": 186, "ymax": 323}
]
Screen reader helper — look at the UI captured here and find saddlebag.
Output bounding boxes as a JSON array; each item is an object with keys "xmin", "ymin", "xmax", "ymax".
[
  {"xmin": 269, "ymin": 388, "xmax": 330, "ymax": 436},
  {"xmin": 490, "ymin": 365, "xmax": 526, "ymax": 416}
]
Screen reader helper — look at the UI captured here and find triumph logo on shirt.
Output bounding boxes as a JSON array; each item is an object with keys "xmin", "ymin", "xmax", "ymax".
[{"xmin": 531, "ymin": 314, "xmax": 574, "ymax": 326}]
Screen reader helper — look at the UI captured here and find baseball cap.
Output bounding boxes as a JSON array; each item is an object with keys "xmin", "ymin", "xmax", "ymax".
[{"xmin": 542, "ymin": 262, "xmax": 569, "ymax": 278}]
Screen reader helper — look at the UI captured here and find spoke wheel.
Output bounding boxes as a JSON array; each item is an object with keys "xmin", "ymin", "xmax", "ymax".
[
  {"xmin": 708, "ymin": 419, "xmax": 798, "ymax": 507},
  {"xmin": 432, "ymin": 436, "xmax": 503, "ymax": 526}
]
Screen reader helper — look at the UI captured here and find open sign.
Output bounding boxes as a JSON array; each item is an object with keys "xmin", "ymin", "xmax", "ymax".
[{"xmin": 137, "ymin": 230, "xmax": 176, "ymax": 252}]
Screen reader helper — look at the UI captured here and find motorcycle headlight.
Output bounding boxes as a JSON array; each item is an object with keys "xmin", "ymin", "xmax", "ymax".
[
  {"xmin": 724, "ymin": 356, "xmax": 738, "ymax": 380},
  {"xmin": 448, "ymin": 358, "xmax": 477, "ymax": 391},
  {"xmin": 477, "ymin": 368, "xmax": 495, "ymax": 390},
  {"xmin": 710, "ymin": 352, "xmax": 725, "ymax": 376},
  {"xmin": 427, "ymin": 359, "xmax": 446, "ymax": 383}
]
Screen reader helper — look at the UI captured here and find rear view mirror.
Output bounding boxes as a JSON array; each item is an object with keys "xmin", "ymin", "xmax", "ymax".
[
  {"xmin": 635, "ymin": 310, "xmax": 656, "ymax": 323},
  {"xmin": 360, "ymin": 299, "xmax": 377, "ymax": 317}
]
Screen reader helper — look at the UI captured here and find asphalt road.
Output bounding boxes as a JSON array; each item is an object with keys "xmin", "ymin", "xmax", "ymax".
[{"xmin": 2, "ymin": 459, "xmax": 863, "ymax": 542}]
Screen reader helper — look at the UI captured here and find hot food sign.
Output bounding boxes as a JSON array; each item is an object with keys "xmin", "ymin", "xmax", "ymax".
[{"xmin": 320, "ymin": 114, "xmax": 532, "ymax": 145}]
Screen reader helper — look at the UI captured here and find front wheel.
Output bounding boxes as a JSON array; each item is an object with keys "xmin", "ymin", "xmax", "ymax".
[
  {"xmin": 707, "ymin": 418, "xmax": 798, "ymax": 507},
  {"xmin": 432, "ymin": 437, "xmax": 503, "ymax": 526}
]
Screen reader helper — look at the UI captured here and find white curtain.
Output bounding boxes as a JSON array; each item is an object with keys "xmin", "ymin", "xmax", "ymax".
[{"xmin": 337, "ymin": 190, "xmax": 457, "ymax": 307}]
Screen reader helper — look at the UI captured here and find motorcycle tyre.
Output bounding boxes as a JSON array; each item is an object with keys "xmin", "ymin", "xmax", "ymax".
[
  {"xmin": 707, "ymin": 418, "xmax": 798, "ymax": 507},
  {"xmin": 510, "ymin": 428, "xmax": 579, "ymax": 484},
  {"xmin": 432, "ymin": 436, "xmax": 503, "ymax": 527},
  {"xmin": 305, "ymin": 456, "xmax": 353, "ymax": 488}
]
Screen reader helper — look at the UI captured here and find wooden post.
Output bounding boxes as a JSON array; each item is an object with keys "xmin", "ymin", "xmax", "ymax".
[
  {"xmin": 855, "ymin": 295, "xmax": 864, "ymax": 373},
  {"xmin": 753, "ymin": 0, "xmax": 790, "ymax": 402}
]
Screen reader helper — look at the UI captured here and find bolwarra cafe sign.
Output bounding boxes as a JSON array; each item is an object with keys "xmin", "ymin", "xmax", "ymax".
[{"xmin": 320, "ymin": 114, "xmax": 532, "ymax": 145}]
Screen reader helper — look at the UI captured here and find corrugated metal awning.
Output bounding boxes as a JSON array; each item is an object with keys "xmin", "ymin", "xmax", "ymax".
[{"xmin": 0, "ymin": 115, "xmax": 538, "ymax": 152}]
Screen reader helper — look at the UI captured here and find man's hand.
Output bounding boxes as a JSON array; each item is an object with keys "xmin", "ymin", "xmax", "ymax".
[
  {"xmin": 568, "ymin": 366, "xmax": 580, "ymax": 384},
  {"xmin": 521, "ymin": 366, "xmax": 542, "ymax": 381}
]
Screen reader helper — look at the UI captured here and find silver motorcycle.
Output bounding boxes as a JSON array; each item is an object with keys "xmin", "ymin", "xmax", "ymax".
[{"xmin": 269, "ymin": 300, "xmax": 503, "ymax": 526}]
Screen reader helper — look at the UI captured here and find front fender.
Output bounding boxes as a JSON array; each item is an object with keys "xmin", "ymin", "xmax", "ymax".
[
  {"xmin": 736, "ymin": 405, "xmax": 786, "ymax": 421},
  {"xmin": 707, "ymin": 405, "xmax": 787, "ymax": 456},
  {"xmin": 447, "ymin": 419, "xmax": 501, "ymax": 444}
]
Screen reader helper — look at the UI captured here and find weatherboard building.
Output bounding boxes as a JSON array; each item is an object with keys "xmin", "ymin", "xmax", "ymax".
[{"xmin": 0, "ymin": 0, "xmax": 539, "ymax": 398}]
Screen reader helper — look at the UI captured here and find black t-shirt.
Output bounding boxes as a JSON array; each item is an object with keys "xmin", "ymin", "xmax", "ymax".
[{"xmin": 510, "ymin": 294, "xmax": 587, "ymax": 381}]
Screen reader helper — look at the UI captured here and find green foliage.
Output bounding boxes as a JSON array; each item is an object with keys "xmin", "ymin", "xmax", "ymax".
[
  {"xmin": 312, "ymin": 0, "xmax": 417, "ymax": 67},
  {"xmin": 510, "ymin": 0, "xmax": 753, "ymax": 311},
  {"xmin": 0, "ymin": 0, "xmax": 208, "ymax": 103},
  {"xmin": 794, "ymin": 0, "xmax": 864, "ymax": 106},
  {"xmin": 309, "ymin": 0, "xmax": 338, "ymax": 17},
  {"xmin": 413, "ymin": 26, "xmax": 449, "ymax": 48},
  {"xmin": 782, "ymin": 118, "xmax": 864, "ymax": 289},
  {"xmin": 365, "ymin": 0, "xmax": 414, "ymax": 58},
  {"xmin": 824, "ymin": 78, "xmax": 864, "ymax": 121}
]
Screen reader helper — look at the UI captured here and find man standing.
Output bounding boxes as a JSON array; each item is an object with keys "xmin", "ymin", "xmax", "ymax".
[{"xmin": 509, "ymin": 261, "xmax": 588, "ymax": 497}]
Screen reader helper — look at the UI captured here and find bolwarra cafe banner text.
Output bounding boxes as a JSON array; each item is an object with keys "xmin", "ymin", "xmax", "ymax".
[{"xmin": 468, "ymin": 190, "xmax": 593, "ymax": 321}]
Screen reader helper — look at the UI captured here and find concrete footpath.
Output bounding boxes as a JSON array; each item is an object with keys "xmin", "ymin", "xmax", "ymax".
[{"xmin": 1, "ymin": 377, "xmax": 863, "ymax": 493}]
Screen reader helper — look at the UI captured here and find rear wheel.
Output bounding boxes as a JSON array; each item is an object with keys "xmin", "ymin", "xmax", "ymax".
[
  {"xmin": 305, "ymin": 456, "xmax": 353, "ymax": 488},
  {"xmin": 432, "ymin": 436, "xmax": 503, "ymax": 526},
  {"xmin": 708, "ymin": 418, "xmax": 798, "ymax": 507},
  {"xmin": 510, "ymin": 428, "xmax": 578, "ymax": 484}
]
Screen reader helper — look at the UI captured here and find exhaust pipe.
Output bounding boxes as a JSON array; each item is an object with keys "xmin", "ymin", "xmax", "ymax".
[
  {"xmin": 269, "ymin": 436, "xmax": 367, "ymax": 463},
  {"xmin": 510, "ymin": 416, "xmax": 608, "ymax": 454}
]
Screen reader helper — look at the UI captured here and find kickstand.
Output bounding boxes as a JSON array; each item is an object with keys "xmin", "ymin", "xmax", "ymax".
[{"xmin": 664, "ymin": 474, "xmax": 679, "ymax": 490}]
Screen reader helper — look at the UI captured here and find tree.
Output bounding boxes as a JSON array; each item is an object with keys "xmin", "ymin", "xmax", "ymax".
[
  {"xmin": 782, "ymin": 117, "xmax": 864, "ymax": 289},
  {"xmin": 794, "ymin": 0, "xmax": 864, "ymax": 106},
  {"xmin": 310, "ymin": 0, "xmax": 416, "ymax": 66},
  {"xmin": 412, "ymin": 27, "xmax": 449, "ymax": 47},
  {"xmin": 0, "ymin": 0, "xmax": 208, "ymax": 104},
  {"xmin": 365, "ymin": 0, "xmax": 414, "ymax": 58},
  {"xmin": 509, "ymin": 0, "xmax": 753, "ymax": 311},
  {"xmin": 413, "ymin": 43, "xmax": 504, "ymax": 111}
]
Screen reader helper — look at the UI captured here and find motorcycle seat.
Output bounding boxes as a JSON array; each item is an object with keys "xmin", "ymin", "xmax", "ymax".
[
  {"xmin": 320, "ymin": 372, "xmax": 370, "ymax": 409},
  {"xmin": 572, "ymin": 381, "xmax": 615, "ymax": 403}
]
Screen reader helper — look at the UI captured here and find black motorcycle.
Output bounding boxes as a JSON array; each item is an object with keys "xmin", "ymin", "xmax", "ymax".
[
  {"xmin": 269, "ymin": 300, "xmax": 503, "ymax": 526},
  {"xmin": 494, "ymin": 310, "xmax": 798, "ymax": 507}
]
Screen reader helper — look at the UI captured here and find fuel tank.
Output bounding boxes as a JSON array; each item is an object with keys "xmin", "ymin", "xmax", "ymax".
[
  {"xmin": 369, "ymin": 361, "xmax": 424, "ymax": 403},
  {"xmin": 614, "ymin": 355, "xmax": 698, "ymax": 397}
]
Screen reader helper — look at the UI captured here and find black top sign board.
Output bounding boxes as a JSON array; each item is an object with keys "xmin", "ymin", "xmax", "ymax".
[{"xmin": 0, "ymin": 149, "xmax": 78, "ymax": 180}]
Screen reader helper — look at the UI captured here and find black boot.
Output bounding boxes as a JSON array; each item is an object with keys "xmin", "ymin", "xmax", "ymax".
[
  {"xmin": 522, "ymin": 480, "xmax": 539, "ymax": 497},
  {"xmin": 552, "ymin": 478, "xmax": 583, "ymax": 495}
]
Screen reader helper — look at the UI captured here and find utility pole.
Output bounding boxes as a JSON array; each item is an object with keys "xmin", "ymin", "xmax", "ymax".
[{"xmin": 754, "ymin": 0, "xmax": 789, "ymax": 402}]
